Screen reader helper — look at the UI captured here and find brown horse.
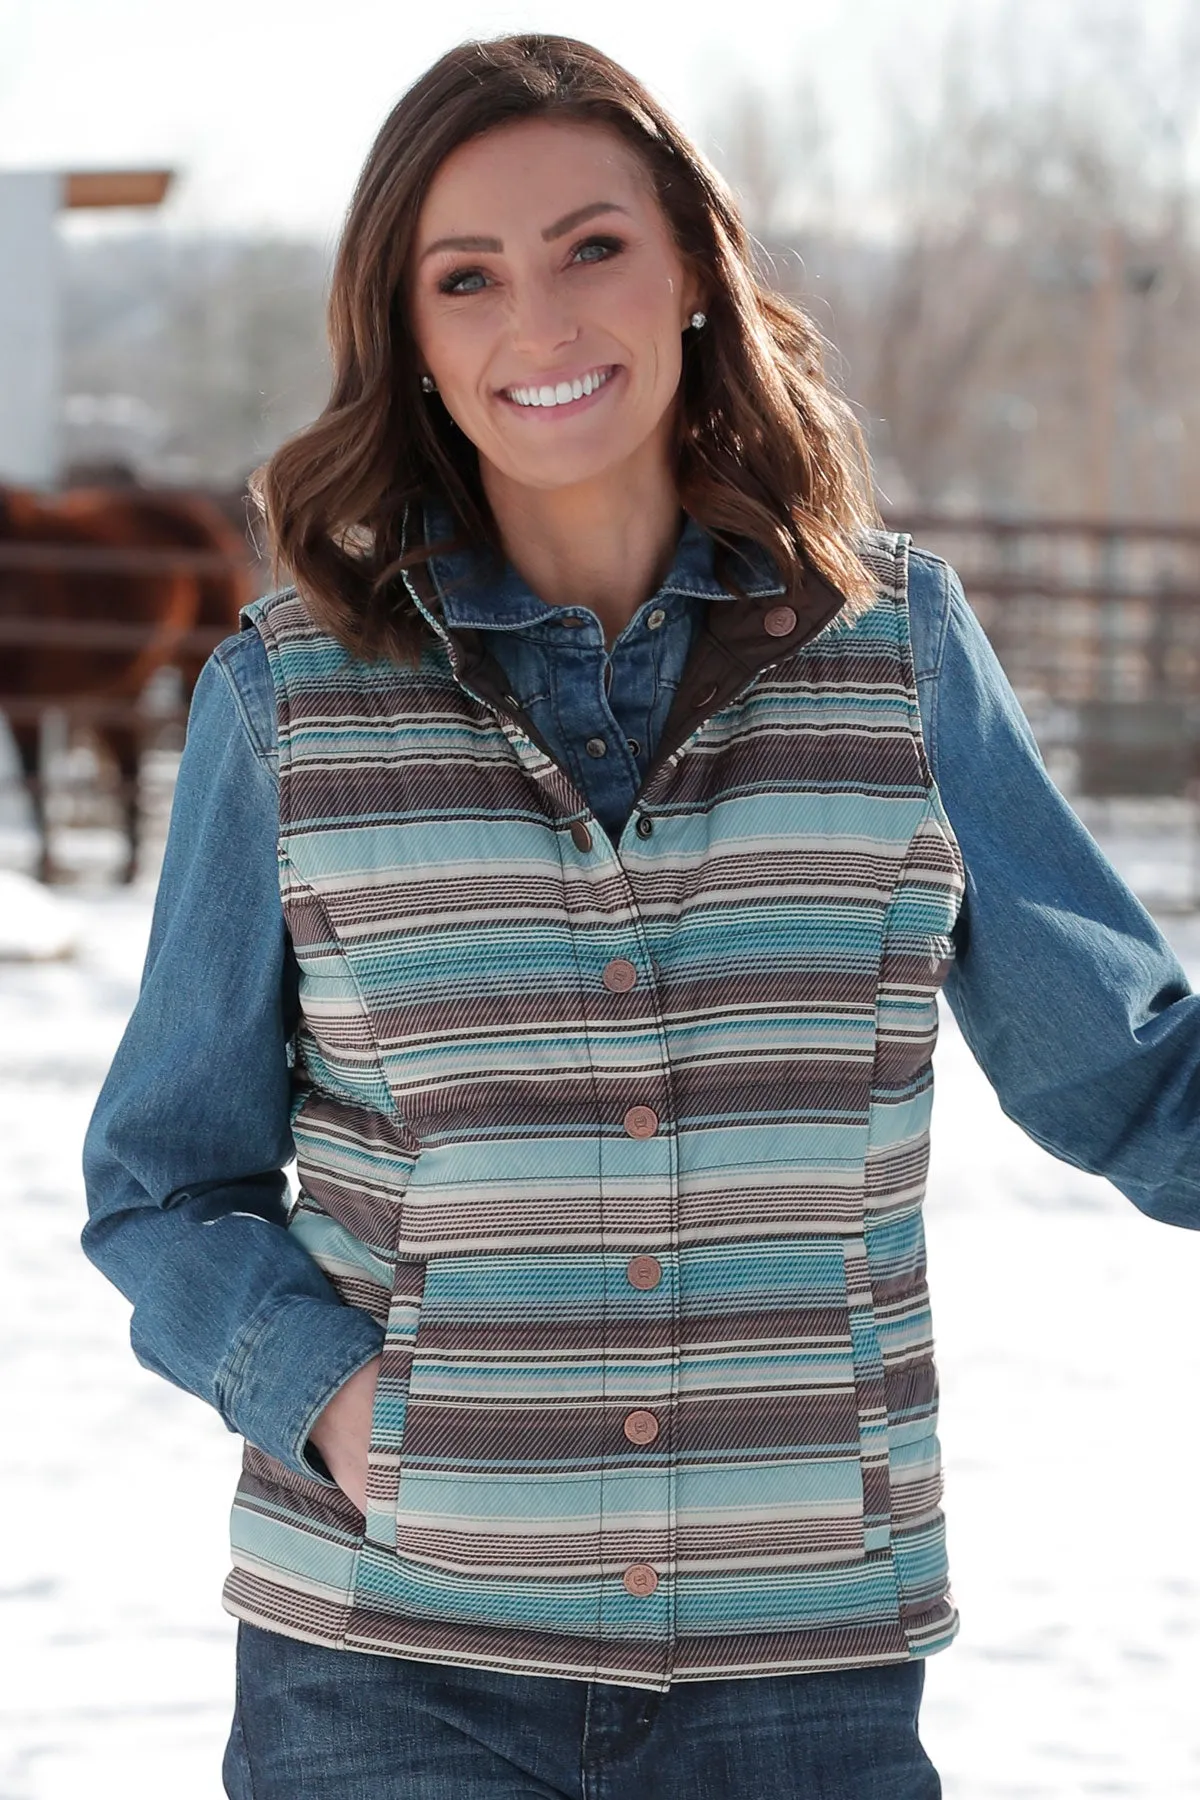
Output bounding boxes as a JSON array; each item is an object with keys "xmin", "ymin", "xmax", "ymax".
[{"xmin": 0, "ymin": 485, "xmax": 256, "ymax": 881}]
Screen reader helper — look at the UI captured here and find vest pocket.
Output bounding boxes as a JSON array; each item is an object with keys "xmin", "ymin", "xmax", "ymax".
[
  {"xmin": 671, "ymin": 1236, "xmax": 876, "ymax": 1598},
  {"xmin": 361, "ymin": 1255, "xmax": 428, "ymax": 1551},
  {"xmin": 843, "ymin": 1236, "xmax": 895, "ymax": 1556}
]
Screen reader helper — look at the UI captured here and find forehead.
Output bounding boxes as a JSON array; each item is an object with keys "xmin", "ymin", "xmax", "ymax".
[{"xmin": 415, "ymin": 116, "xmax": 660, "ymax": 238}]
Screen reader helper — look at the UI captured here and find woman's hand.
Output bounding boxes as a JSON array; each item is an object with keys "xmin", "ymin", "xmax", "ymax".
[{"xmin": 307, "ymin": 1353, "xmax": 382, "ymax": 1514}]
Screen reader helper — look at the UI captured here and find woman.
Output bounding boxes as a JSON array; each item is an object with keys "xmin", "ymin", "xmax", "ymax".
[{"xmin": 81, "ymin": 32, "xmax": 1200, "ymax": 1800}]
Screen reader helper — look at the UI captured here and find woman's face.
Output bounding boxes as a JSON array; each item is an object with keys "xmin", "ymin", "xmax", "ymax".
[{"xmin": 409, "ymin": 115, "xmax": 703, "ymax": 497}]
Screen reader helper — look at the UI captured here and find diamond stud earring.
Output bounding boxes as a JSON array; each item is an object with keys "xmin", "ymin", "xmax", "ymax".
[
  {"xmin": 420, "ymin": 374, "xmax": 436, "ymax": 393},
  {"xmin": 689, "ymin": 311, "xmax": 707, "ymax": 330}
]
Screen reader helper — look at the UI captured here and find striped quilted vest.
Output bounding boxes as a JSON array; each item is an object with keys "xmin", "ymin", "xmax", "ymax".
[{"xmin": 222, "ymin": 529, "xmax": 966, "ymax": 1692}]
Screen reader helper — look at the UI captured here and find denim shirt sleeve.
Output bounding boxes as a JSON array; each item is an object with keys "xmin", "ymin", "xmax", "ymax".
[
  {"xmin": 80, "ymin": 626, "xmax": 383, "ymax": 1483},
  {"xmin": 908, "ymin": 547, "xmax": 1200, "ymax": 1228}
]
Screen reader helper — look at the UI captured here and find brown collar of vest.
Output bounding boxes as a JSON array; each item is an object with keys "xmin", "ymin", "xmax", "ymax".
[
  {"xmin": 409, "ymin": 556, "xmax": 854, "ymax": 800},
  {"xmin": 640, "ymin": 562, "xmax": 851, "ymax": 792}
]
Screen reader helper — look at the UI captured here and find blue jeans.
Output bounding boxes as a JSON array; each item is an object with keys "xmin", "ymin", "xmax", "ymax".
[{"xmin": 222, "ymin": 1621, "xmax": 941, "ymax": 1799}]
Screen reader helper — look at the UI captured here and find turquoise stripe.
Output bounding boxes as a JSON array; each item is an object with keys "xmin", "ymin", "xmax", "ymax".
[
  {"xmin": 414, "ymin": 1243, "xmax": 856, "ymax": 1310},
  {"xmin": 675, "ymin": 1558, "xmax": 900, "ymax": 1632},
  {"xmin": 230, "ymin": 1508, "xmax": 360, "ymax": 1596},
  {"xmin": 285, "ymin": 1211, "xmax": 393, "ymax": 1284}
]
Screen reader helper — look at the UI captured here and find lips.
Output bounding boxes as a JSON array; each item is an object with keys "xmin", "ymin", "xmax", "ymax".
[{"xmin": 500, "ymin": 365, "xmax": 617, "ymax": 409}]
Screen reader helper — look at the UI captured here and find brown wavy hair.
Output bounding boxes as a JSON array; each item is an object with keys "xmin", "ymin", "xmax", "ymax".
[{"xmin": 253, "ymin": 33, "xmax": 883, "ymax": 663}]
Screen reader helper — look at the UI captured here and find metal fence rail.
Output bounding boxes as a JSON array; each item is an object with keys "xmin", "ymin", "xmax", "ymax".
[
  {"xmin": 4, "ymin": 513, "xmax": 1199, "ymax": 753},
  {"xmin": 0, "ymin": 618, "xmax": 237, "ymax": 652},
  {"xmin": 0, "ymin": 535, "xmax": 253, "ymax": 732},
  {"xmin": 889, "ymin": 515, "xmax": 1200, "ymax": 715},
  {"xmin": 3, "ymin": 510, "xmax": 1200, "ymax": 896},
  {"xmin": 881, "ymin": 514, "xmax": 1200, "ymax": 909},
  {"xmin": 0, "ymin": 542, "xmax": 251, "ymax": 576},
  {"xmin": 885, "ymin": 515, "xmax": 1200, "ymax": 773}
]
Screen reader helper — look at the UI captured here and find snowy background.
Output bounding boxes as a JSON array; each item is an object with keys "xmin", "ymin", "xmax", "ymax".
[{"xmin": 2, "ymin": 784, "xmax": 1200, "ymax": 1798}]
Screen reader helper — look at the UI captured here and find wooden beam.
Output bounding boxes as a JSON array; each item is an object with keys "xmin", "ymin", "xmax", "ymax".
[{"xmin": 62, "ymin": 170, "xmax": 173, "ymax": 210}]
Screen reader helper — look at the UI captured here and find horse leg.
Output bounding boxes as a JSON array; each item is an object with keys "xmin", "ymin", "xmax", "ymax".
[
  {"xmin": 102, "ymin": 724, "xmax": 143, "ymax": 884},
  {"xmin": 12, "ymin": 720, "xmax": 53, "ymax": 883}
]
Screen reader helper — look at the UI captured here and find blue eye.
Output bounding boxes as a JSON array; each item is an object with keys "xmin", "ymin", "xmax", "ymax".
[
  {"xmin": 435, "ymin": 236, "xmax": 623, "ymax": 295},
  {"xmin": 439, "ymin": 268, "xmax": 489, "ymax": 295},
  {"xmin": 573, "ymin": 236, "xmax": 623, "ymax": 264}
]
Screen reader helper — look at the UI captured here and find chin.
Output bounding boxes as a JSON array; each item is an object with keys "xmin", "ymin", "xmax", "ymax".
[{"xmin": 494, "ymin": 441, "xmax": 639, "ymax": 494}]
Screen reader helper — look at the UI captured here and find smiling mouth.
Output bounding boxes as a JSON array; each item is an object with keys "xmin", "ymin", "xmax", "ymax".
[{"xmin": 500, "ymin": 365, "xmax": 617, "ymax": 410}]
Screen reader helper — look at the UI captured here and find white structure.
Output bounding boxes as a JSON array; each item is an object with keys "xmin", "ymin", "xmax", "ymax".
[
  {"xmin": 0, "ymin": 171, "xmax": 61, "ymax": 487},
  {"xmin": 0, "ymin": 168, "xmax": 172, "ymax": 488}
]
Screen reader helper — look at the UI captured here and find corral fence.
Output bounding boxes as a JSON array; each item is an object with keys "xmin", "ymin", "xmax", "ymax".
[
  {"xmin": 0, "ymin": 537, "xmax": 256, "ymax": 727},
  {"xmin": 883, "ymin": 514, "xmax": 1200, "ymax": 911},
  {"xmin": 0, "ymin": 538, "xmax": 258, "ymax": 873},
  {"xmin": 0, "ymin": 537, "xmax": 255, "ymax": 735},
  {"xmin": 2, "ymin": 514, "xmax": 1200, "ymax": 902}
]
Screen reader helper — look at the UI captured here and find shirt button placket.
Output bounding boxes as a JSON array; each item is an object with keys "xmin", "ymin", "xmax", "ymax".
[
  {"xmin": 619, "ymin": 1235, "xmax": 663, "ymax": 1599},
  {"xmin": 618, "ymin": 1035, "xmax": 664, "ymax": 1604}
]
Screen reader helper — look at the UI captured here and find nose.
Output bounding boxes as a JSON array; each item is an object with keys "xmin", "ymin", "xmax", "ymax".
[{"xmin": 507, "ymin": 275, "xmax": 580, "ymax": 361}]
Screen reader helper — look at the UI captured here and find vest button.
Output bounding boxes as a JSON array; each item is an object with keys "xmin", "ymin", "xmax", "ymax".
[
  {"xmin": 602, "ymin": 958, "xmax": 637, "ymax": 993},
  {"xmin": 623, "ymin": 1409, "xmax": 660, "ymax": 1445},
  {"xmin": 646, "ymin": 608, "xmax": 667, "ymax": 631},
  {"xmin": 635, "ymin": 814, "xmax": 654, "ymax": 839},
  {"xmin": 763, "ymin": 604, "xmax": 798, "ymax": 637},
  {"xmin": 623, "ymin": 1104, "xmax": 659, "ymax": 1139},
  {"xmin": 623, "ymin": 1563, "xmax": 659, "ymax": 1597},
  {"xmin": 585, "ymin": 736, "xmax": 608, "ymax": 758},
  {"xmin": 626, "ymin": 1254, "xmax": 662, "ymax": 1289},
  {"xmin": 570, "ymin": 820, "xmax": 593, "ymax": 852}
]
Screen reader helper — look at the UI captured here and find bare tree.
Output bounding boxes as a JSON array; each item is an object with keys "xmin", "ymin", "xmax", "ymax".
[
  {"xmin": 706, "ymin": 0, "xmax": 1200, "ymax": 522},
  {"xmin": 54, "ymin": 1, "xmax": 1200, "ymax": 524}
]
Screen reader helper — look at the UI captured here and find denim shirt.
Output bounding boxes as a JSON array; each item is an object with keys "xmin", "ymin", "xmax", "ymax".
[
  {"xmin": 422, "ymin": 501, "xmax": 717, "ymax": 845},
  {"xmin": 80, "ymin": 527, "xmax": 1200, "ymax": 1489}
]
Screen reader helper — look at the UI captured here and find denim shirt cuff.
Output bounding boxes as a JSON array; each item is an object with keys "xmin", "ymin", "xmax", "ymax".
[{"xmin": 217, "ymin": 1294, "xmax": 385, "ymax": 1485}]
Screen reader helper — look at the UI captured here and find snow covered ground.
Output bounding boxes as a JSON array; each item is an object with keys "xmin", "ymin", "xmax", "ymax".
[{"xmin": 2, "ymin": 821, "xmax": 1200, "ymax": 1798}]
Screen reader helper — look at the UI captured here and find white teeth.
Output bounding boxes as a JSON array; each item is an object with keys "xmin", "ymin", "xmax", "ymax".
[{"xmin": 505, "ymin": 367, "xmax": 611, "ymax": 407}]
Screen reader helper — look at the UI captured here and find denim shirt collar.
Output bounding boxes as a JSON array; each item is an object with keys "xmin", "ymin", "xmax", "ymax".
[{"xmin": 420, "ymin": 496, "xmax": 784, "ymax": 632}]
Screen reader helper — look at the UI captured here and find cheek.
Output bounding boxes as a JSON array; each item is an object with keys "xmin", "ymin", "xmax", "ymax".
[
  {"xmin": 639, "ymin": 309, "xmax": 683, "ymax": 402},
  {"xmin": 618, "ymin": 274, "xmax": 684, "ymax": 382},
  {"xmin": 412, "ymin": 302, "xmax": 491, "ymax": 394}
]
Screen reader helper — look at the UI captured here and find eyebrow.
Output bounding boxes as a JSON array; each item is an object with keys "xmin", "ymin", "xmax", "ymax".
[{"xmin": 419, "ymin": 201, "xmax": 629, "ymax": 263}]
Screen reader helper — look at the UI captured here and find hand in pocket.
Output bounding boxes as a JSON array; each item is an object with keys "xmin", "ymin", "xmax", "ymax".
[{"xmin": 306, "ymin": 1354, "xmax": 382, "ymax": 1514}]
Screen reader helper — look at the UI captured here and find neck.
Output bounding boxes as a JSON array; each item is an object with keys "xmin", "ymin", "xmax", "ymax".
[{"xmin": 479, "ymin": 437, "xmax": 683, "ymax": 646}]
